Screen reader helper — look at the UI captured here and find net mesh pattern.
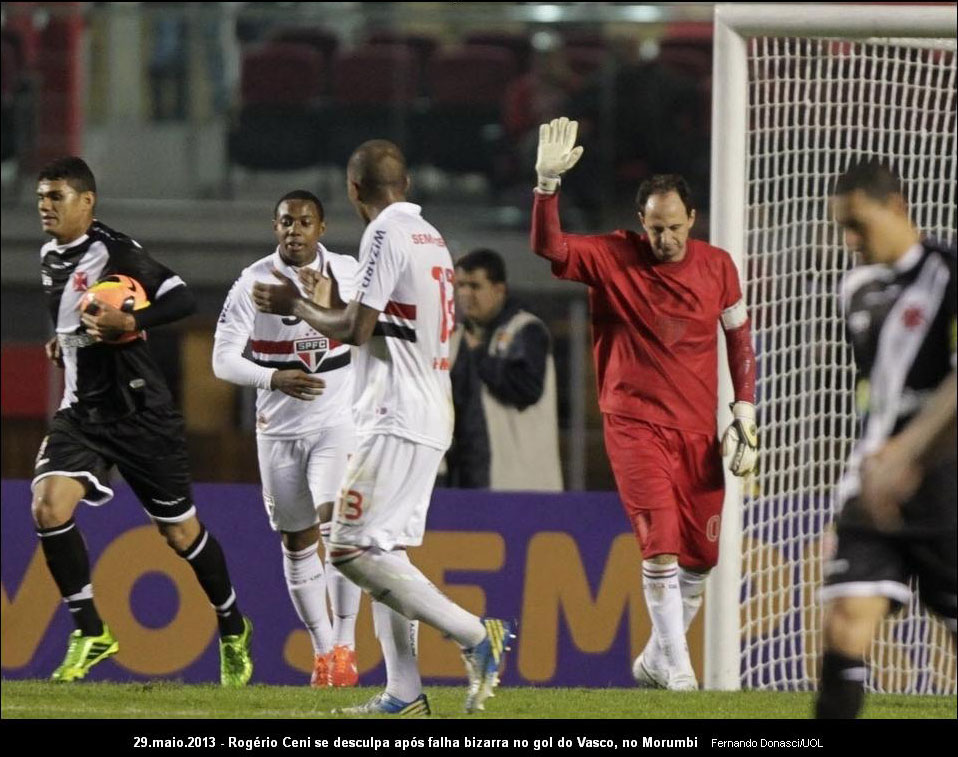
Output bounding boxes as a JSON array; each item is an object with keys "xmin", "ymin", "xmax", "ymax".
[{"xmin": 741, "ymin": 36, "xmax": 956, "ymax": 693}]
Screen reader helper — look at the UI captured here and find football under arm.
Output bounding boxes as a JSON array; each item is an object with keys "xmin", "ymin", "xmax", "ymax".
[
  {"xmin": 132, "ymin": 281, "xmax": 196, "ymax": 330},
  {"xmin": 211, "ymin": 328, "xmax": 274, "ymax": 390}
]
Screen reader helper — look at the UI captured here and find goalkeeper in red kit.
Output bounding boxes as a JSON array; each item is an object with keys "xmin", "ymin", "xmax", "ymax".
[{"xmin": 531, "ymin": 118, "xmax": 757, "ymax": 690}]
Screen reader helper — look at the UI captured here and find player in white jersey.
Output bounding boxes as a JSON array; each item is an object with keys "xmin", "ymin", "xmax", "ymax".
[
  {"xmin": 252, "ymin": 141, "xmax": 515, "ymax": 717},
  {"xmin": 213, "ymin": 191, "xmax": 363, "ymax": 688}
]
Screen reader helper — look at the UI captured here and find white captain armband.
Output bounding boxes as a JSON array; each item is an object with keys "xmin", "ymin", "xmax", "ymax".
[{"xmin": 721, "ymin": 299, "xmax": 748, "ymax": 331}]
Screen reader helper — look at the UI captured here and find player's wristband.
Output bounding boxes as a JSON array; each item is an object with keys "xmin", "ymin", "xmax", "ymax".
[{"xmin": 536, "ymin": 176, "xmax": 561, "ymax": 194}]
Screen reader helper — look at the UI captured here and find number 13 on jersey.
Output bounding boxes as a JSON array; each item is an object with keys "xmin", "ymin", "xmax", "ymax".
[{"xmin": 431, "ymin": 266, "xmax": 455, "ymax": 344}]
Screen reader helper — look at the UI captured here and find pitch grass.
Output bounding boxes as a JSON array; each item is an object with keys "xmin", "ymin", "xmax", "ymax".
[{"xmin": 2, "ymin": 680, "xmax": 955, "ymax": 719}]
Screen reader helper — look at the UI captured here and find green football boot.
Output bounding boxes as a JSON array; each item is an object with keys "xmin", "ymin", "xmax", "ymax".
[
  {"xmin": 219, "ymin": 616, "xmax": 254, "ymax": 687},
  {"xmin": 51, "ymin": 625, "xmax": 119, "ymax": 682}
]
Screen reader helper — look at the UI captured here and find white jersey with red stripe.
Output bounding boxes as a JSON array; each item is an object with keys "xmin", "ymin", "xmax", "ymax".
[
  {"xmin": 352, "ymin": 202, "xmax": 454, "ymax": 451},
  {"xmin": 214, "ymin": 245, "xmax": 358, "ymax": 438}
]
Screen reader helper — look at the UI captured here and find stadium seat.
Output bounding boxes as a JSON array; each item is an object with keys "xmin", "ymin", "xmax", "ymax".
[
  {"xmin": 565, "ymin": 46, "xmax": 610, "ymax": 80},
  {"xmin": 655, "ymin": 47, "xmax": 711, "ymax": 80},
  {"xmin": 464, "ymin": 31, "xmax": 532, "ymax": 73},
  {"xmin": 662, "ymin": 21, "xmax": 714, "ymax": 45},
  {"xmin": 561, "ymin": 31, "xmax": 607, "ymax": 50},
  {"xmin": 267, "ymin": 26, "xmax": 339, "ymax": 77},
  {"xmin": 414, "ymin": 45, "xmax": 518, "ymax": 176},
  {"xmin": 324, "ymin": 45, "xmax": 419, "ymax": 165},
  {"xmin": 240, "ymin": 43, "xmax": 325, "ymax": 105},
  {"xmin": 1, "ymin": 35, "xmax": 19, "ymax": 162},
  {"xmin": 366, "ymin": 30, "xmax": 439, "ymax": 77},
  {"xmin": 1, "ymin": 26, "xmax": 36, "ymax": 170},
  {"xmin": 227, "ymin": 44, "xmax": 326, "ymax": 174}
]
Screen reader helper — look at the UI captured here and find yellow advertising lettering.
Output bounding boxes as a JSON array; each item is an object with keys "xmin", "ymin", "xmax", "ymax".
[
  {"xmin": 1, "ymin": 546, "xmax": 62, "ymax": 668},
  {"xmin": 92, "ymin": 526, "xmax": 216, "ymax": 675},
  {"xmin": 519, "ymin": 532, "xmax": 648, "ymax": 681}
]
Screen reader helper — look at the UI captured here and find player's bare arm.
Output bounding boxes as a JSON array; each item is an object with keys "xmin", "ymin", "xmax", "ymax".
[
  {"xmin": 297, "ymin": 266, "xmax": 345, "ymax": 310},
  {"xmin": 269, "ymin": 369, "xmax": 326, "ymax": 401},
  {"xmin": 80, "ymin": 297, "xmax": 136, "ymax": 341},
  {"xmin": 252, "ymin": 269, "xmax": 378, "ymax": 346},
  {"xmin": 860, "ymin": 369, "xmax": 957, "ymax": 522},
  {"xmin": 44, "ymin": 335, "xmax": 64, "ymax": 368}
]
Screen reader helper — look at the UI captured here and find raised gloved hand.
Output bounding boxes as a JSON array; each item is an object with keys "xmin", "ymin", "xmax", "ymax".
[
  {"xmin": 535, "ymin": 117, "xmax": 585, "ymax": 194},
  {"xmin": 721, "ymin": 401, "xmax": 758, "ymax": 477}
]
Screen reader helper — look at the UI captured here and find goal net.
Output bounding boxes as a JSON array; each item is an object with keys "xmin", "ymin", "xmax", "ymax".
[{"xmin": 709, "ymin": 5, "xmax": 957, "ymax": 693}]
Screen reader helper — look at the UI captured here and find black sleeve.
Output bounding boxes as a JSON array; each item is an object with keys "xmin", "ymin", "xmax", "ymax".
[
  {"xmin": 133, "ymin": 284, "xmax": 197, "ymax": 330},
  {"xmin": 474, "ymin": 321, "xmax": 550, "ymax": 410},
  {"xmin": 446, "ymin": 347, "xmax": 490, "ymax": 488},
  {"xmin": 107, "ymin": 239, "xmax": 196, "ymax": 330},
  {"xmin": 107, "ymin": 242, "xmax": 181, "ymax": 301}
]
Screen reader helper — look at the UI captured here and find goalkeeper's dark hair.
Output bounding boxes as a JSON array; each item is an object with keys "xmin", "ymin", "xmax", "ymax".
[
  {"xmin": 274, "ymin": 190, "xmax": 325, "ymax": 220},
  {"xmin": 455, "ymin": 248, "xmax": 507, "ymax": 284},
  {"xmin": 636, "ymin": 174, "xmax": 695, "ymax": 216},
  {"xmin": 37, "ymin": 156, "xmax": 97, "ymax": 195},
  {"xmin": 833, "ymin": 159, "xmax": 903, "ymax": 201}
]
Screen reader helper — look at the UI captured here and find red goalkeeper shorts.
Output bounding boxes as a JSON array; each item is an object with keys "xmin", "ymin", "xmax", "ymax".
[{"xmin": 603, "ymin": 414, "xmax": 726, "ymax": 570}]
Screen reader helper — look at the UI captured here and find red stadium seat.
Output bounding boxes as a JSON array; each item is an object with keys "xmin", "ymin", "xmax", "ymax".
[
  {"xmin": 267, "ymin": 26, "xmax": 339, "ymax": 68},
  {"xmin": 324, "ymin": 45, "xmax": 419, "ymax": 164},
  {"xmin": 561, "ymin": 31, "xmax": 607, "ymax": 50},
  {"xmin": 331, "ymin": 44, "xmax": 418, "ymax": 104},
  {"xmin": 565, "ymin": 46, "xmax": 610, "ymax": 79},
  {"xmin": 367, "ymin": 31, "xmax": 438, "ymax": 67},
  {"xmin": 428, "ymin": 45, "xmax": 518, "ymax": 106},
  {"xmin": 240, "ymin": 43, "xmax": 324, "ymax": 105},
  {"xmin": 663, "ymin": 22, "xmax": 714, "ymax": 45},
  {"xmin": 656, "ymin": 47, "xmax": 711, "ymax": 80},
  {"xmin": 228, "ymin": 43, "xmax": 326, "ymax": 172},
  {"xmin": 414, "ymin": 45, "xmax": 518, "ymax": 175},
  {"xmin": 464, "ymin": 31, "xmax": 532, "ymax": 73},
  {"xmin": 366, "ymin": 32, "xmax": 439, "ymax": 96}
]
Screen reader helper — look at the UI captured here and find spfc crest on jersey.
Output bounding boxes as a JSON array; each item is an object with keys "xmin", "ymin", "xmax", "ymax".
[{"xmin": 294, "ymin": 336, "xmax": 329, "ymax": 372}]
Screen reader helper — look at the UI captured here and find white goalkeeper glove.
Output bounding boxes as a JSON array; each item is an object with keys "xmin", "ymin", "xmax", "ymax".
[
  {"xmin": 535, "ymin": 116, "xmax": 585, "ymax": 194},
  {"xmin": 721, "ymin": 401, "xmax": 758, "ymax": 477}
]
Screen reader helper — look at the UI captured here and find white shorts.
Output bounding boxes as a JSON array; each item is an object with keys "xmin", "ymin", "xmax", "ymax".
[
  {"xmin": 329, "ymin": 433, "xmax": 445, "ymax": 551},
  {"xmin": 257, "ymin": 424, "xmax": 355, "ymax": 533}
]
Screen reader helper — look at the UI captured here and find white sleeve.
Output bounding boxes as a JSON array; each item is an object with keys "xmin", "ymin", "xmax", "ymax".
[
  {"xmin": 212, "ymin": 276, "xmax": 275, "ymax": 390},
  {"xmin": 329, "ymin": 254, "xmax": 360, "ymax": 303},
  {"xmin": 354, "ymin": 228, "xmax": 403, "ymax": 311}
]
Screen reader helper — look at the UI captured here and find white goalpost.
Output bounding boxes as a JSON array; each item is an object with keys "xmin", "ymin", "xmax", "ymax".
[{"xmin": 707, "ymin": 3, "xmax": 957, "ymax": 693}]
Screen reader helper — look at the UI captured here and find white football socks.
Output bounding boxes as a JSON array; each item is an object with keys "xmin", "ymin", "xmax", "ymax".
[
  {"xmin": 321, "ymin": 523, "xmax": 361, "ymax": 649},
  {"xmin": 332, "ymin": 546, "xmax": 486, "ymax": 648},
  {"xmin": 282, "ymin": 542, "xmax": 333, "ymax": 654},
  {"xmin": 643, "ymin": 565, "xmax": 708, "ymax": 671},
  {"xmin": 642, "ymin": 560, "xmax": 694, "ymax": 678},
  {"xmin": 373, "ymin": 600, "xmax": 422, "ymax": 703}
]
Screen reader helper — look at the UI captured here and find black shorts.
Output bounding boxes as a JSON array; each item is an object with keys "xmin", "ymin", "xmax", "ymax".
[
  {"xmin": 822, "ymin": 462, "xmax": 957, "ymax": 628},
  {"xmin": 32, "ymin": 405, "xmax": 195, "ymax": 523}
]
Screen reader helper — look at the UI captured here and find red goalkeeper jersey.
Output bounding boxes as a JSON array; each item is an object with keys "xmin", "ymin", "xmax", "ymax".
[{"xmin": 532, "ymin": 191, "xmax": 745, "ymax": 435}]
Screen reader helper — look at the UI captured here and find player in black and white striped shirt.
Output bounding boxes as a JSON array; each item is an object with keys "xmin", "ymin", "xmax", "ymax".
[
  {"xmin": 32, "ymin": 157, "xmax": 253, "ymax": 686},
  {"xmin": 816, "ymin": 159, "xmax": 957, "ymax": 719}
]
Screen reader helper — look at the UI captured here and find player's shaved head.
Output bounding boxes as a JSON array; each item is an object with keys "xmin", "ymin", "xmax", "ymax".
[{"xmin": 347, "ymin": 140, "xmax": 409, "ymax": 205}]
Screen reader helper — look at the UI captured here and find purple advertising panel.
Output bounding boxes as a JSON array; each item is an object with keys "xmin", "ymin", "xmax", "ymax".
[{"xmin": 2, "ymin": 480, "xmax": 705, "ymax": 687}]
